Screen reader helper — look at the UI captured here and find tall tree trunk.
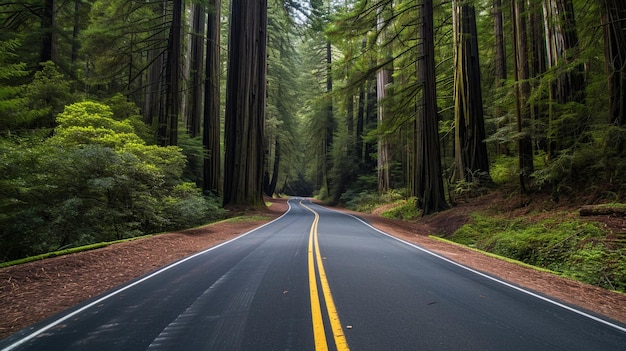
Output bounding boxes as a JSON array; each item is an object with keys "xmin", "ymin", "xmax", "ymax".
[
  {"xmin": 543, "ymin": 0, "xmax": 585, "ymax": 105},
  {"xmin": 203, "ymin": 0, "xmax": 221, "ymax": 195},
  {"xmin": 40, "ymin": 0, "xmax": 57, "ymax": 64},
  {"xmin": 158, "ymin": 0, "xmax": 182, "ymax": 146},
  {"xmin": 493, "ymin": 0, "xmax": 508, "ymax": 155},
  {"xmin": 365, "ymin": 78, "xmax": 378, "ymax": 172},
  {"xmin": 264, "ymin": 138, "xmax": 280, "ymax": 196},
  {"xmin": 377, "ymin": 3, "xmax": 391, "ymax": 194},
  {"xmin": 223, "ymin": 0, "xmax": 268, "ymax": 207},
  {"xmin": 187, "ymin": 3, "xmax": 205, "ymax": 137},
  {"xmin": 324, "ymin": 39, "xmax": 334, "ymax": 195},
  {"xmin": 356, "ymin": 80, "xmax": 365, "ymax": 167},
  {"xmin": 143, "ymin": 2, "xmax": 167, "ymax": 128},
  {"xmin": 528, "ymin": 0, "xmax": 548, "ymax": 152},
  {"xmin": 416, "ymin": 0, "xmax": 449, "ymax": 215},
  {"xmin": 511, "ymin": 0, "xmax": 534, "ymax": 192},
  {"xmin": 71, "ymin": 0, "xmax": 80, "ymax": 65},
  {"xmin": 542, "ymin": 0, "xmax": 585, "ymax": 156},
  {"xmin": 356, "ymin": 38, "xmax": 367, "ymax": 169},
  {"xmin": 452, "ymin": 0, "xmax": 490, "ymax": 182},
  {"xmin": 602, "ymin": 0, "xmax": 626, "ymax": 126}
]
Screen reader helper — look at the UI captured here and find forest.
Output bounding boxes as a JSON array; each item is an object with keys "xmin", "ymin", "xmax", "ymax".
[{"xmin": 1, "ymin": 0, "xmax": 625, "ymax": 289}]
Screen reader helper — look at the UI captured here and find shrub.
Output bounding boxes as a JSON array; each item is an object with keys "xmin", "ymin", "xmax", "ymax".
[
  {"xmin": 381, "ymin": 197, "xmax": 420, "ymax": 220},
  {"xmin": 450, "ymin": 214, "xmax": 625, "ymax": 292},
  {"xmin": 0, "ymin": 101, "xmax": 224, "ymax": 262}
]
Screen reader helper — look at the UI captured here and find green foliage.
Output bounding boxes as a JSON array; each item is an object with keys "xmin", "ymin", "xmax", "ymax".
[
  {"xmin": 80, "ymin": 0, "xmax": 159, "ymax": 88},
  {"xmin": 0, "ymin": 39, "xmax": 30, "ymax": 133},
  {"xmin": 381, "ymin": 197, "xmax": 420, "ymax": 220},
  {"xmin": 450, "ymin": 214, "xmax": 626, "ymax": 292},
  {"xmin": 176, "ymin": 128, "xmax": 204, "ymax": 185},
  {"xmin": 451, "ymin": 169, "xmax": 491, "ymax": 202},
  {"xmin": 0, "ymin": 101, "xmax": 224, "ymax": 262},
  {"xmin": 533, "ymin": 124, "xmax": 626, "ymax": 197},
  {"xmin": 490, "ymin": 155, "xmax": 518, "ymax": 185},
  {"xmin": 24, "ymin": 61, "xmax": 73, "ymax": 128},
  {"xmin": 341, "ymin": 186, "xmax": 407, "ymax": 213},
  {"xmin": 105, "ymin": 93, "xmax": 154, "ymax": 143}
]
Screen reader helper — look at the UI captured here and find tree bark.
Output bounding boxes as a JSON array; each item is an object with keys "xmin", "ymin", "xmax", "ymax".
[
  {"xmin": 511, "ymin": 0, "xmax": 534, "ymax": 192},
  {"xmin": 203, "ymin": 0, "xmax": 221, "ymax": 195},
  {"xmin": 40, "ymin": 0, "xmax": 57, "ymax": 64},
  {"xmin": 416, "ymin": 0, "xmax": 449, "ymax": 215},
  {"xmin": 602, "ymin": 0, "xmax": 626, "ymax": 126},
  {"xmin": 187, "ymin": 3, "xmax": 205, "ymax": 137},
  {"xmin": 264, "ymin": 138, "xmax": 280, "ymax": 196},
  {"xmin": 223, "ymin": 0, "xmax": 268, "ymax": 207},
  {"xmin": 452, "ymin": 0, "xmax": 491, "ymax": 182},
  {"xmin": 542, "ymin": 0, "xmax": 586, "ymax": 155},
  {"xmin": 543, "ymin": 0, "xmax": 585, "ymax": 105},
  {"xmin": 528, "ymin": 0, "xmax": 548, "ymax": 153},
  {"xmin": 158, "ymin": 0, "xmax": 182, "ymax": 146},
  {"xmin": 493, "ymin": 0, "xmax": 508, "ymax": 156},
  {"xmin": 377, "ymin": 3, "xmax": 391, "ymax": 194},
  {"xmin": 324, "ymin": 39, "xmax": 334, "ymax": 195}
]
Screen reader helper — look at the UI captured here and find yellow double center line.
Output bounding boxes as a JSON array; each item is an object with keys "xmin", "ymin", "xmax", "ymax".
[{"xmin": 301, "ymin": 201, "xmax": 350, "ymax": 351}]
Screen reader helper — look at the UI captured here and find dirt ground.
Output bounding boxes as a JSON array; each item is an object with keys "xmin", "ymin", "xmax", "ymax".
[{"xmin": 1, "ymin": 196, "xmax": 626, "ymax": 339}]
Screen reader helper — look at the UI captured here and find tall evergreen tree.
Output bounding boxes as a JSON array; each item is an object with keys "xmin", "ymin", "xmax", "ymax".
[
  {"xmin": 203, "ymin": 0, "xmax": 222, "ymax": 195},
  {"xmin": 452, "ymin": 0, "xmax": 490, "ymax": 182},
  {"xmin": 187, "ymin": 2, "xmax": 206, "ymax": 137},
  {"xmin": 602, "ymin": 0, "xmax": 626, "ymax": 126},
  {"xmin": 157, "ymin": 0, "xmax": 182, "ymax": 146},
  {"xmin": 511, "ymin": 0, "xmax": 534, "ymax": 192},
  {"xmin": 543, "ymin": 0, "xmax": 586, "ymax": 156},
  {"xmin": 376, "ymin": 1, "xmax": 391, "ymax": 194},
  {"xmin": 416, "ymin": 0, "xmax": 449, "ymax": 215},
  {"xmin": 223, "ymin": 0, "xmax": 268, "ymax": 207}
]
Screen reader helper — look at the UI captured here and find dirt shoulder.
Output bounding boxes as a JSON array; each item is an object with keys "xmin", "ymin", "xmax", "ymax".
[{"xmin": 1, "ymin": 197, "xmax": 625, "ymax": 339}]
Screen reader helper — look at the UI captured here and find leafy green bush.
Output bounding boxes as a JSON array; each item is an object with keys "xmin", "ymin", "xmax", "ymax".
[
  {"xmin": 490, "ymin": 155, "xmax": 518, "ymax": 184},
  {"xmin": 0, "ymin": 101, "xmax": 224, "ymax": 262}
]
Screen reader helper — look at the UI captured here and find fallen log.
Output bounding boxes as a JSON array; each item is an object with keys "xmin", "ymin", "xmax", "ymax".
[{"xmin": 579, "ymin": 204, "xmax": 626, "ymax": 217}]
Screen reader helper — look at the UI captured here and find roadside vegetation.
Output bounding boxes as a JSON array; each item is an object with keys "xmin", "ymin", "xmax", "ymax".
[
  {"xmin": 452, "ymin": 213, "xmax": 625, "ymax": 292},
  {"xmin": 343, "ymin": 186, "xmax": 626, "ymax": 293}
]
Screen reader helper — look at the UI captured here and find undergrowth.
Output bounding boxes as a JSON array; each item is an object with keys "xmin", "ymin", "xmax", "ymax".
[
  {"xmin": 380, "ymin": 197, "xmax": 420, "ymax": 220},
  {"xmin": 450, "ymin": 214, "xmax": 626, "ymax": 292}
]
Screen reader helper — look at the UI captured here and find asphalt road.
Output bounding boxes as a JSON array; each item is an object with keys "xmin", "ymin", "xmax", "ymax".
[{"xmin": 2, "ymin": 198, "xmax": 625, "ymax": 350}]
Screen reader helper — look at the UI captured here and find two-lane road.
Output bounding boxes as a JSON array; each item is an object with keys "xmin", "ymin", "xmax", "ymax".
[{"xmin": 2, "ymin": 199, "xmax": 625, "ymax": 350}]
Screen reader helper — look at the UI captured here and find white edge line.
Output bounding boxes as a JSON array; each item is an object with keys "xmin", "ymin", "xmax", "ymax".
[
  {"xmin": 309, "ymin": 202, "xmax": 626, "ymax": 334},
  {"xmin": 1, "ymin": 201, "xmax": 294, "ymax": 351}
]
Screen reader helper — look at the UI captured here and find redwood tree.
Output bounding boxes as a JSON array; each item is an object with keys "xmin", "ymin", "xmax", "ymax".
[
  {"xmin": 157, "ymin": 0, "xmax": 182, "ymax": 146},
  {"xmin": 602, "ymin": 0, "xmax": 626, "ymax": 126},
  {"xmin": 543, "ymin": 0, "xmax": 586, "ymax": 156},
  {"xmin": 452, "ymin": 0, "xmax": 490, "ymax": 182},
  {"xmin": 223, "ymin": 0, "xmax": 268, "ymax": 207},
  {"xmin": 203, "ymin": 0, "xmax": 221, "ymax": 195},
  {"xmin": 416, "ymin": 0, "xmax": 449, "ymax": 215},
  {"xmin": 187, "ymin": 2, "xmax": 205, "ymax": 137},
  {"xmin": 511, "ymin": 0, "xmax": 534, "ymax": 191}
]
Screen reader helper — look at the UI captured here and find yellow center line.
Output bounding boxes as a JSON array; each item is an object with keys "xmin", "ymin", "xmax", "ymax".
[
  {"xmin": 302, "ymin": 201, "xmax": 350, "ymax": 351},
  {"xmin": 308, "ymin": 210, "xmax": 328, "ymax": 350}
]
